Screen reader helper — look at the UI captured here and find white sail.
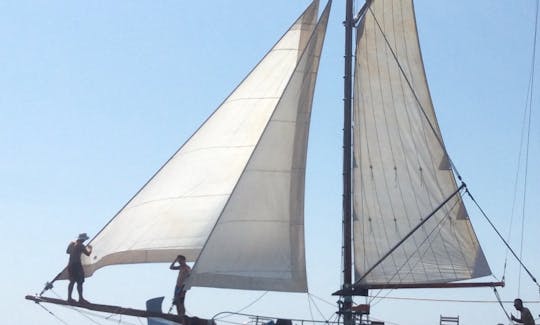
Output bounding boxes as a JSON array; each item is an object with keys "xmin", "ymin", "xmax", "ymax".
[
  {"xmin": 57, "ymin": 1, "xmax": 328, "ymax": 294},
  {"xmin": 352, "ymin": 0, "xmax": 491, "ymax": 287},
  {"xmin": 186, "ymin": 1, "xmax": 331, "ymax": 293}
]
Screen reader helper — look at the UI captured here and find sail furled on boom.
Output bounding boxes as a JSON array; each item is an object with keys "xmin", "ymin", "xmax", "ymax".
[
  {"xmin": 57, "ymin": 1, "xmax": 327, "ymax": 294},
  {"xmin": 352, "ymin": 0, "xmax": 491, "ymax": 288},
  {"xmin": 186, "ymin": 1, "xmax": 331, "ymax": 293}
]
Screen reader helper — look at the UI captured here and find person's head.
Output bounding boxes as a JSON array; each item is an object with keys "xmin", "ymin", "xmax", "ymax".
[
  {"xmin": 77, "ymin": 233, "xmax": 89, "ymax": 243},
  {"xmin": 514, "ymin": 298, "xmax": 523, "ymax": 311},
  {"xmin": 177, "ymin": 255, "xmax": 186, "ymax": 264}
]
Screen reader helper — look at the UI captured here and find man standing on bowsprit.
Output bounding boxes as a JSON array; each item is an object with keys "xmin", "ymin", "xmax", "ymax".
[
  {"xmin": 66, "ymin": 233, "xmax": 92, "ymax": 303},
  {"xmin": 170, "ymin": 255, "xmax": 191, "ymax": 317}
]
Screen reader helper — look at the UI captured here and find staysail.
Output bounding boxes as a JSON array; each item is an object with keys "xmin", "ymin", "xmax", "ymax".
[
  {"xmin": 352, "ymin": 0, "xmax": 492, "ymax": 288},
  {"xmin": 186, "ymin": 1, "xmax": 331, "ymax": 293},
  {"xmin": 54, "ymin": 0, "xmax": 330, "ymax": 294}
]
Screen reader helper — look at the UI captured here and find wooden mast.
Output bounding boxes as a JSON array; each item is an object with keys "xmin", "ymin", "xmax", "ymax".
[{"xmin": 341, "ymin": 0, "xmax": 355, "ymax": 324}]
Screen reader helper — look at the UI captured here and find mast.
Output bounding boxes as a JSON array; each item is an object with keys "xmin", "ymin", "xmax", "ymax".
[{"xmin": 341, "ymin": 0, "xmax": 354, "ymax": 324}]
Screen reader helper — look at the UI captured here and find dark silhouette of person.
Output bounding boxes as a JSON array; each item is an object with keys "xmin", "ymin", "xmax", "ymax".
[
  {"xmin": 511, "ymin": 298, "xmax": 535, "ymax": 325},
  {"xmin": 66, "ymin": 233, "xmax": 92, "ymax": 303},
  {"xmin": 170, "ymin": 255, "xmax": 191, "ymax": 317}
]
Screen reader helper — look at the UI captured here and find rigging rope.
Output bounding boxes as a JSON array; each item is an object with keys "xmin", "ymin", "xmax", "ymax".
[
  {"xmin": 79, "ymin": 309, "xmax": 139, "ymax": 325},
  {"xmin": 35, "ymin": 302, "xmax": 70, "ymax": 325},
  {"xmin": 51, "ymin": 290, "xmax": 135, "ymax": 325},
  {"xmin": 355, "ymin": 184, "xmax": 465, "ymax": 290},
  {"xmin": 369, "ymin": 194, "xmax": 462, "ymax": 305},
  {"xmin": 307, "ymin": 294, "xmax": 316, "ymax": 323},
  {"xmin": 517, "ymin": 0, "xmax": 539, "ymax": 296},
  {"xmin": 365, "ymin": 6, "xmax": 464, "ymax": 181},
  {"xmin": 493, "ymin": 287, "xmax": 512, "ymax": 322},
  {"xmin": 307, "ymin": 293, "xmax": 330, "ymax": 321},
  {"xmin": 34, "ymin": 291, "xmax": 136, "ymax": 325},
  {"xmin": 308, "ymin": 292, "xmax": 338, "ymax": 308},
  {"xmin": 466, "ymin": 189, "xmax": 540, "ymax": 290},
  {"xmin": 213, "ymin": 291, "xmax": 269, "ymax": 320}
]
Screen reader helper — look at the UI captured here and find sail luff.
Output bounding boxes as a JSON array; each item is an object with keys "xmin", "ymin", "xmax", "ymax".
[{"xmin": 352, "ymin": 0, "xmax": 493, "ymax": 288}]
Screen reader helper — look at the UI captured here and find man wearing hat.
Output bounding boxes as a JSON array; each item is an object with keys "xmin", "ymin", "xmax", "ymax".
[{"xmin": 66, "ymin": 233, "xmax": 93, "ymax": 303}]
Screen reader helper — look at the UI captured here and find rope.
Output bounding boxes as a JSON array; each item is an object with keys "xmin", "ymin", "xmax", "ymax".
[
  {"xmin": 355, "ymin": 184, "xmax": 466, "ymax": 288},
  {"xmin": 34, "ymin": 293, "xmax": 136, "ymax": 325},
  {"xmin": 307, "ymin": 293, "xmax": 329, "ymax": 321},
  {"xmin": 517, "ymin": 0, "xmax": 539, "ymax": 296},
  {"xmin": 78, "ymin": 309, "xmax": 140, "ymax": 325},
  {"xmin": 466, "ymin": 189, "xmax": 540, "ymax": 290},
  {"xmin": 308, "ymin": 292, "xmax": 338, "ymax": 308},
  {"xmin": 49, "ymin": 289, "xmax": 146, "ymax": 325},
  {"xmin": 307, "ymin": 294, "xmax": 316, "ymax": 323},
  {"xmin": 369, "ymin": 194, "xmax": 461, "ymax": 306},
  {"xmin": 365, "ymin": 6, "xmax": 463, "ymax": 181},
  {"xmin": 35, "ymin": 302, "xmax": 70, "ymax": 325},
  {"xmin": 49, "ymin": 289, "xmax": 105, "ymax": 325},
  {"xmin": 493, "ymin": 287, "xmax": 512, "ymax": 322},
  {"xmin": 213, "ymin": 291, "xmax": 269, "ymax": 320}
]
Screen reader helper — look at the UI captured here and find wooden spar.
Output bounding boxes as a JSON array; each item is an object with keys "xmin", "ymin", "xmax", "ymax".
[
  {"xmin": 25, "ymin": 295, "xmax": 183, "ymax": 323},
  {"xmin": 333, "ymin": 281, "xmax": 505, "ymax": 296}
]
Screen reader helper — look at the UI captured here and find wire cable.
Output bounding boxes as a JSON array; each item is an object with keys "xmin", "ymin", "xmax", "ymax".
[
  {"xmin": 466, "ymin": 189, "xmax": 539, "ymax": 290},
  {"xmin": 35, "ymin": 302, "xmax": 70, "ymax": 325}
]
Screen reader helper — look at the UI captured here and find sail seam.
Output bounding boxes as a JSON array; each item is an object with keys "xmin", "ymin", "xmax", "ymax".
[
  {"xmin": 186, "ymin": 1, "xmax": 330, "ymax": 292},
  {"xmin": 366, "ymin": 5, "xmax": 461, "ymax": 180}
]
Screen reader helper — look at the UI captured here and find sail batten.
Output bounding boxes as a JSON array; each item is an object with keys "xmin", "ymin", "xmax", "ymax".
[{"xmin": 352, "ymin": 0, "xmax": 492, "ymax": 287}]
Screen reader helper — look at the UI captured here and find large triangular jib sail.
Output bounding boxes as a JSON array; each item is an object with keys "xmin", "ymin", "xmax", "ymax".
[
  {"xmin": 54, "ymin": 0, "xmax": 328, "ymax": 294},
  {"xmin": 186, "ymin": 0, "xmax": 331, "ymax": 293},
  {"xmin": 352, "ymin": 0, "xmax": 491, "ymax": 288}
]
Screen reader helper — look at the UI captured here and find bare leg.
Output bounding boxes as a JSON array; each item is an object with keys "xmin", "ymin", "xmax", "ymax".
[
  {"xmin": 77, "ymin": 282, "xmax": 87, "ymax": 303},
  {"xmin": 176, "ymin": 303, "xmax": 185, "ymax": 317},
  {"xmin": 67, "ymin": 281, "xmax": 75, "ymax": 302},
  {"xmin": 176, "ymin": 296, "xmax": 185, "ymax": 317}
]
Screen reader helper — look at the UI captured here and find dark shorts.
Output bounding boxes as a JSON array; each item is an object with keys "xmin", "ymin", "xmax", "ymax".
[
  {"xmin": 173, "ymin": 285, "xmax": 185, "ymax": 305},
  {"xmin": 68, "ymin": 263, "xmax": 85, "ymax": 284}
]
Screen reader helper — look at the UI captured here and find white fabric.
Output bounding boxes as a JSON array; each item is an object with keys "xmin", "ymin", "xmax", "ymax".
[
  {"xmin": 186, "ymin": 1, "xmax": 330, "ymax": 293},
  {"xmin": 352, "ymin": 0, "xmax": 491, "ymax": 287},
  {"xmin": 59, "ymin": 1, "xmax": 326, "ymax": 294}
]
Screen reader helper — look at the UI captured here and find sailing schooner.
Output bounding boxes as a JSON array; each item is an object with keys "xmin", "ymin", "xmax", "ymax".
[{"xmin": 23, "ymin": 1, "xmax": 538, "ymax": 324}]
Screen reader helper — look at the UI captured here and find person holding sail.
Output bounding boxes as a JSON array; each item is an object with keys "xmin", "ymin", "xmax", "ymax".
[
  {"xmin": 66, "ymin": 233, "xmax": 92, "ymax": 303},
  {"xmin": 170, "ymin": 254, "xmax": 191, "ymax": 317},
  {"xmin": 511, "ymin": 298, "xmax": 535, "ymax": 325}
]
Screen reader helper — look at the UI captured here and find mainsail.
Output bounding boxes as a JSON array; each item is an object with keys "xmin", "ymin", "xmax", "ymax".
[
  {"xmin": 55, "ymin": 0, "xmax": 331, "ymax": 294},
  {"xmin": 352, "ymin": 0, "xmax": 492, "ymax": 288}
]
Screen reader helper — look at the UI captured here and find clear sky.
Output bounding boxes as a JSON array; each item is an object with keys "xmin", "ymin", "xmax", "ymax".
[{"xmin": 1, "ymin": 1, "xmax": 539, "ymax": 325}]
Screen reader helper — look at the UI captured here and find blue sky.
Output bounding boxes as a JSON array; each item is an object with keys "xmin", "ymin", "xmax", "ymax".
[{"xmin": 1, "ymin": 1, "xmax": 539, "ymax": 325}]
